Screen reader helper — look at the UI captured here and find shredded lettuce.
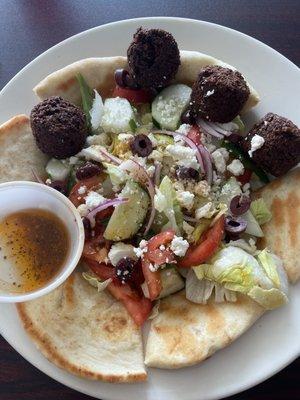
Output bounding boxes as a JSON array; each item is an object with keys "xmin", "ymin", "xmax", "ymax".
[
  {"xmin": 250, "ymin": 198, "xmax": 272, "ymax": 225},
  {"xmin": 190, "ymin": 246, "xmax": 289, "ymax": 309},
  {"xmin": 82, "ymin": 272, "xmax": 112, "ymax": 292},
  {"xmin": 154, "ymin": 176, "xmax": 183, "ymax": 234}
]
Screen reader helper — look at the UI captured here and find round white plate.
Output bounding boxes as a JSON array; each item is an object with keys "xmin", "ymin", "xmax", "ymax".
[{"xmin": 0, "ymin": 17, "xmax": 299, "ymax": 400}]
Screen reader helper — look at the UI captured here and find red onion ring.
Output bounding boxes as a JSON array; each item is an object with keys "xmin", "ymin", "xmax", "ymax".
[
  {"xmin": 197, "ymin": 119, "xmax": 224, "ymax": 139},
  {"xmin": 97, "ymin": 147, "xmax": 122, "ymax": 165},
  {"xmin": 198, "ymin": 145, "xmax": 213, "ymax": 185},
  {"xmin": 153, "ymin": 130, "xmax": 205, "ymax": 172},
  {"xmin": 119, "ymin": 159, "xmax": 155, "ymax": 234},
  {"xmin": 31, "ymin": 168, "xmax": 45, "ymax": 184},
  {"xmin": 154, "ymin": 161, "xmax": 162, "ymax": 186},
  {"xmin": 208, "ymin": 122, "xmax": 231, "ymax": 136},
  {"xmin": 86, "ymin": 197, "xmax": 128, "ymax": 223}
]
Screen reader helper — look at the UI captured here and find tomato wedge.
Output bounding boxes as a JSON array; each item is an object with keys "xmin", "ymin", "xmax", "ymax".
[
  {"xmin": 112, "ymin": 85, "xmax": 152, "ymax": 105},
  {"xmin": 179, "ymin": 216, "xmax": 225, "ymax": 268},
  {"xmin": 141, "ymin": 258, "xmax": 162, "ymax": 301},
  {"xmin": 187, "ymin": 125, "xmax": 202, "ymax": 146},
  {"xmin": 237, "ymin": 169, "xmax": 252, "ymax": 186},
  {"xmin": 86, "ymin": 259, "xmax": 152, "ymax": 326},
  {"xmin": 147, "ymin": 230, "xmax": 176, "ymax": 265},
  {"xmin": 83, "ymin": 235, "xmax": 110, "ymax": 263},
  {"xmin": 69, "ymin": 175, "xmax": 103, "ymax": 207}
]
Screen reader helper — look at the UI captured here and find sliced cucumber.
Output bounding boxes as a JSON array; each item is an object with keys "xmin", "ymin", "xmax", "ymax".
[
  {"xmin": 158, "ymin": 268, "xmax": 185, "ymax": 299},
  {"xmin": 101, "ymin": 97, "xmax": 136, "ymax": 133},
  {"xmin": 46, "ymin": 158, "xmax": 71, "ymax": 181},
  {"xmin": 104, "ymin": 180, "xmax": 149, "ymax": 241},
  {"xmin": 152, "ymin": 84, "xmax": 192, "ymax": 130}
]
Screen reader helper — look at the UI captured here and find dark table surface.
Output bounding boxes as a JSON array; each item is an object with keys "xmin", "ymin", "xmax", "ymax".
[{"xmin": 0, "ymin": 1, "xmax": 299, "ymax": 399}]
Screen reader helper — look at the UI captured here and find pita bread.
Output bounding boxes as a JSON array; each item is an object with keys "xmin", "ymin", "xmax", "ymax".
[
  {"xmin": 145, "ymin": 291, "xmax": 263, "ymax": 368},
  {"xmin": 17, "ymin": 272, "xmax": 147, "ymax": 382},
  {"xmin": 254, "ymin": 167, "xmax": 300, "ymax": 283},
  {"xmin": 34, "ymin": 50, "xmax": 259, "ymax": 113},
  {"xmin": 0, "ymin": 114, "xmax": 48, "ymax": 183}
]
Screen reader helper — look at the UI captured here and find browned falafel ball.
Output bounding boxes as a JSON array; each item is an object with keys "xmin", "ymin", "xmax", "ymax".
[
  {"xmin": 30, "ymin": 96, "xmax": 88, "ymax": 159},
  {"xmin": 190, "ymin": 65, "xmax": 250, "ymax": 123},
  {"xmin": 242, "ymin": 113, "xmax": 300, "ymax": 177},
  {"xmin": 127, "ymin": 27, "xmax": 180, "ymax": 88}
]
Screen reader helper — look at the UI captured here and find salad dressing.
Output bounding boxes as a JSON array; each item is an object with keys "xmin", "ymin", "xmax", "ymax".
[{"xmin": 0, "ymin": 209, "xmax": 69, "ymax": 293}]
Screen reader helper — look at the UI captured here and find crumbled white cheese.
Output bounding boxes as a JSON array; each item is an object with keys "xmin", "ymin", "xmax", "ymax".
[
  {"xmin": 77, "ymin": 204, "xmax": 89, "ymax": 217},
  {"xmin": 86, "ymin": 132, "xmax": 110, "ymax": 146},
  {"xmin": 166, "ymin": 143, "xmax": 199, "ymax": 170},
  {"xmin": 159, "ymin": 245, "xmax": 166, "ymax": 251},
  {"xmin": 148, "ymin": 149, "xmax": 163, "ymax": 162},
  {"xmin": 194, "ymin": 180, "xmax": 211, "ymax": 197},
  {"xmin": 85, "ymin": 191, "xmax": 106, "ymax": 209},
  {"xmin": 248, "ymin": 134, "xmax": 265, "ymax": 158},
  {"xmin": 146, "ymin": 165, "xmax": 156, "ymax": 177},
  {"xmin": 45, "ymin": 178, "xmax": 52, "ymax": 185},
  {"xmin": 176, "ymin": 124, "xmax": 192, "ymax": 135},
  {"xmin": 242, "ymin": 182, "xmax": 251, "ymax": 197},
  {"xmin": 218, "ymin": 147, "xmax": 230, "ymax": 162},
  {"xmin": 78, "ymin": 185, "xmax": 87, "ymax": 195},
  {"xmin": 69, "ymin": 156, "xmax": 79, "ymax": 165},
  {"xmin": 211, "ymin": 149, "xmax": 227, "ymax": 173},
  {"xmin": 133, "ymin": 239, "xmax": 148, "ymax": 259},
  {"xmin": 204, "ymin": 89, "xmax": 215, "ymax": 97},
  {"xmin": 195, "ymin": 202, "xmax": 214, "ymax": 219},
  {"xmin": 78, "ymin": 145, "xmax": 108, "ymax": 163},
  {"xmin": 148, "ymin": 133, "xmax": 158, "ymax": 147},
  {"xmin": 176, "ymin": 190, "xmax": 195, "ymax": 210},
  {"xmin": 108, "ymin": 243, "xmax": 137, "ymax": 266},
  {"xmin": 170, "ymin": 236, "xmax": 189, "ymax": 257},
  {"xmin": 118, "ymin": 133, "xmax": 134, "ymax": 142},
  {"xmin": 182, "ymin": 221, "xmax": 194, "ymax": 235},
  {"xmin": 154, "ymin": 188, "xmax": 167, "ymax": 212},
  {"xmin": 227, "ymin": 159, "xmax": 245, "ymax": 176},
  {"xmin": 132, "ymin": 155, "xmax": 147, "ymax": 167}
]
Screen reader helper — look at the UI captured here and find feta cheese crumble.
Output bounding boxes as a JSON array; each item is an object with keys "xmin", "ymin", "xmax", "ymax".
[
  {"xmin": 77, "ymin": 204, "xmax": 89, "ymax": 217},
  {"xmin": 176, "ymin": 190, "xmax": 195, "ymax": 210},
  {"xmin": 248, "ymin": 134, "xmax": 265, "ymax": 157},
  {"xmin": 170, "ymin": 236, "xmax": 189, "ymax": 257},
  {"xmin": 85, "ymin": 191, "xmax": 106, "ymax": 209},
  {"xmin": 166, "ymin": 143, "xmax": 199, "ymax": 170},
  {"xmin": 195, "ymin": 202, "xmax": 214, "ymax": 219},
  {"xmin": 108, "ymin": 243, "xmax": 137, "ymax": 266},
  {"xmin": 78, "ymin": 185, "xmax": 87, "ymax": 195},
  {"xmin": 211, "ymin": 149, "xmax": 227, "ymax": 173},
  {"xmin": 227, "ymin": 159, "xmax": 245, "ymax": 176},
  {"xmin": 133, "ymin": 239, "xmax": 148, "ymax": 259}
]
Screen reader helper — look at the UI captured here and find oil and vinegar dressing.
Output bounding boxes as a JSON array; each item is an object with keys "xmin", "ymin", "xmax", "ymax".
[{"xmin": 0, "ymin": 209, "xmax": 70, "ymax": 293}]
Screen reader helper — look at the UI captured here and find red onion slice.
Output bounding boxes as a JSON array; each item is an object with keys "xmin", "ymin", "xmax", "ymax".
[
  {"xmin": 207, "ymin": 121, "xmax": 231, "ymax": 136},
  {"xmin": 31, "ymin": 168, "xmax": 45, "ymax": 184},
  {"xmin": 197, "ymin": 119, "xmax": 224, "ymax": 139},
  {"xmin": 98, "ymin": 147, "xmax": 122, "ymax": 165},
  {"xmin": 198, "ymin": 145, "xmax": 213, "ymax": 185},
  {"xmin": 119, "ymin": 159, "xmax": 155, "ymax": 234},
  {"xmin": 86, "ymin": 197, "xmax": 128, "ymax": 223},
  {"xmin": 153, "ymin": 130, "xmax": 205, "ymax": 172},
  {"xmin": 183, "ymin": 214, "xmax": 198, "ymax": 223},
  {"xmin": 154, "ymin": 161, "xmax": 162, "ymax": 187}
]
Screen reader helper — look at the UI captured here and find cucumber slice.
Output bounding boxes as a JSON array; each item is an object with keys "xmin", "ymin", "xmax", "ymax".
[
  {"xmin": 151, "ymin": 84, "xmax": 192, "ymax": 130},
  {"xmin": 158, "ymin": 267, "xmax": 185, "ymax": 299},
  {"xmin": 46, "ymin": 158, "xmax": 70, "ymax": 181},
  {"xmin": 101, "ymin": 97, "xmax": 136, "ymax": 133},
  {"xmin": 104, "ymin": 180, "xmax": 149, "ymax": 241}
]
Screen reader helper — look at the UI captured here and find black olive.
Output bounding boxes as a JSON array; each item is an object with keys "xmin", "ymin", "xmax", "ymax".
[
  {"xmin": 47, "ymin": 180, "xmax": 68, "ymax": 195},
  {"xmin": 130, "ymin": 134, "xmax": 153, "ymax": 157},
  {"xmin": 230, "ymin": 195, "xmax": 251, "ymax": 216},
  {"xmin": 181, "ymin": 108, "xmax": 195, "ymax": 125},
  {"xmin": 76, "ymin": 162, "xmax": 102, "ymax": 180},
  {"xmin": 115, "ymin": 257, "xmax": 136, "ymax": 284},
  {"xmin": 176, "ymin": 166, "xmax": 200, "ymax": 181},
  {"xmin": 114, "ymin": 69, "xmax": 139, "ymax": 89}
]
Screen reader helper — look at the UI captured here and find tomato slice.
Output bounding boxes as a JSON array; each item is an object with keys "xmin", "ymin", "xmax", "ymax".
[
  {"xmin": 179, "ymin": 216, "xmax": 225, "ymax": 268},
  {"xmin": 112, "ymin": 85, "xmax": 152, "ymax": 105},
  {"xmin": 187, "ymin": 125, "xmax": 202, "ymax": 146},
  {"xmin": 69, "ymin": 175, "xmax": 103, "ymax": 207},
  {"xmin": 147, "ymin": 230, "xmax": 176, "ymax": 265},
  {"xmin": 86, "ymin": 259, "xmax": 152, "ymax": 326},
  {"xmin": 141, "ymin": 258, "xmax": 162, "ymax": 301},
  {"xmin": 237, "ymin": 169, "xmax": 252, "ymax": 186},
  {"xmin": 83, "ymin": 235, "xmax": 110, "ymax": 263}
]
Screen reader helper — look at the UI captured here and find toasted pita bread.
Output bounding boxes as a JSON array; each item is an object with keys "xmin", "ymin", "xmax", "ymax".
[
  {"xmin": 17, "ymin": 272, "xmax": 146, "ymax": 382},
  {"xmin": 254, "ymin": 167, "xmax": 300, "ymax": 283},
  {"xmin": 34, "ymin": 50, "xmax": 259, "ymax": 113},
  {"xmin": 145, "ymin": 291, "xmax": 263, "ymax": 368},
  {"xmin": 0, "ymin": 114, "xmax": 48, "ymax": 183}
]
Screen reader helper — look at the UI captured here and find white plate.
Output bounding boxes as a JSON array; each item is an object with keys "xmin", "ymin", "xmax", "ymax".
[{"xmin": 0, "ymin": 17, "xmax": 299, "ymax": 400}]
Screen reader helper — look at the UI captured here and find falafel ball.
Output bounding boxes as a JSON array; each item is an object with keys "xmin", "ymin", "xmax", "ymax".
[
  {"xmin": 127, "ymin": 27, "xmax": 180, "ymax": 88},
  {"xmin": 190, "ymin": 65, "xmax": 250, "ymax": 123},
  {"xmin": 30, "ymin": 96, "xmax": 87, "ymax": 159},
  {"xmin": 242, "ymin": 113, "xmax": 300, "ymax": 176}
]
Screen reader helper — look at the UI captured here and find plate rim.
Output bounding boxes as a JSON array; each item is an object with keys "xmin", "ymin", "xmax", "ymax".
[{"xmin": 0, "ymin": 16, "xmax": 299, "ymax": 400}]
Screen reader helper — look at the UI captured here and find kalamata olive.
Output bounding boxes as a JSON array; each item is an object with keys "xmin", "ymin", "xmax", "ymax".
[
  {"xmin": 181, "ymin": 108, "xmax": 195, "ymax": 125},
  {"xmin": 176, "ymin": 166, "xmax": 200, "ymax": 181},
  {"xmin": 114, "ymin": 69, "xmax": 139, "ymax": 89},
  {"xmin": 82, "ymin": 217, "xmax": 92, "ymax": 239},
  {"xmin": 47, "ymin": 180, "xmax": 68, "ymax": 195},
  {"xmin": 225, "ymin": 216, "xmax": 247, "ymax": 236},
  {"xmin": 115, "ymin": 257, "xmax": 136, "ymax": 284},
  {"xmin": 228, "ymin": 133, "xmax": 243, "ymax": 145},
  {"xmin": 230, "ymin": 195, "xmax": 251, "ymax": 216},
  {"xmin": 130, "ymin": 134, "xmax": 153, "ymax": 157},
  {"xmin": 76, "ymin": 162, "xmax": 102, "ymax": 180}
]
